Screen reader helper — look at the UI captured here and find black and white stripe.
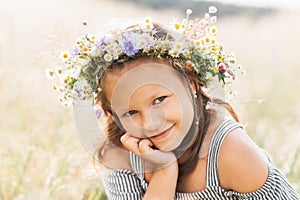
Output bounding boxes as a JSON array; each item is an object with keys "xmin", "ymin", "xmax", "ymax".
[{"xmin": 101, "ymin": 120, "xmax": 300, "ymax": 199}]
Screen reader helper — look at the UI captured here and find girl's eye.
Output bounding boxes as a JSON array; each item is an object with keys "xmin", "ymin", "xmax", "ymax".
[
  {"xmin": 153, "ymin": 96, "xmax": 167, "ymax": 104},
  {"xmin": 123, "ymin": 110, "xmax": 138, "ymax": 117}
]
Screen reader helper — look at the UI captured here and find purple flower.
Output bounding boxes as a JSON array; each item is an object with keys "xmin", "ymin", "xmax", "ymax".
[
  {"xmin": 95, "ymin": 109, "xmax": 103, "ymax": 119},
  {"xmin": 73, "ymin": 86, "xmax": 82, "ymax": 98},
  {"xmin": 120, "ymin": 33, "xmax": 140, "ymax": 56},
  {"xmin": 100, "ymin": 36, "xmax": 106, "ymax": 46},
  {"xmin": 122, "ymin": 40, "xmax": 139, "ymax": 56},
  {"xmin": 95, "ymin": 43, "xmax": 102, "ymax": 49},
  {"xmin": 70, "ymin": 48, "xmax": 80, "ymax": 58},
  {"xmin": 99, "ymin": 34, "xmax": 111, "ymax": 46}
]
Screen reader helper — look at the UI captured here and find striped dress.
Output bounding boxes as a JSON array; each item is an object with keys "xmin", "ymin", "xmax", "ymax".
[{"xmin": 101, "ymin": 120, "xmax": 300, "ymax": 199}]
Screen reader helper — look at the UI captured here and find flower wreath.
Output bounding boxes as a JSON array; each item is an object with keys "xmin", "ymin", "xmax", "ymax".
[{"xmin": 45, "ymin": 6, "xmax": 243, "ymax": 107}]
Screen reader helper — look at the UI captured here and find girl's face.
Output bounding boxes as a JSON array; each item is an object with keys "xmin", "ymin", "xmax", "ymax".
[{"xmin": 107, "ymin": 62, "xmax": 194, "ymax": 152}]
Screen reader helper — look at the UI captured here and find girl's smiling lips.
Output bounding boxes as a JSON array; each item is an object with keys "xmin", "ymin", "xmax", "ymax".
[{"xmin": 150, "ymin": 124, "xmax": 175, "ymax": 140}]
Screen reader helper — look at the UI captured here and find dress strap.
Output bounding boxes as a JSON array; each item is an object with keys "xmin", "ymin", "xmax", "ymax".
[
  {"xmin": 129, "ymin": 151, "xmax": 144, "ymax": 180},
  {"xmin": 206, "ymin": 119, "xmax": 244, "ymax": 187}
]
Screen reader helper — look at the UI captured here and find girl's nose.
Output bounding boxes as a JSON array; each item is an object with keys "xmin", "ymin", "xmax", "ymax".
[{"xmin": 141, "ymin": 109, "xmax": 165, "ymax": 135}]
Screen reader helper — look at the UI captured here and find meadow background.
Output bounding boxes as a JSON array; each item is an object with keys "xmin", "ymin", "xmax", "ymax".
[{"xmin": 0, "ymin": 0, "xmax": 299, "ymax": 199}]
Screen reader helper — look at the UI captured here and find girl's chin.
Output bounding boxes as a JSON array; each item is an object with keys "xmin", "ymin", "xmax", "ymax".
[
  {"xmin": 153, "ymin": 139, "xmax": 183, "ymax": 152},
  {"xmin": 154, "ymin": 132, "xmax": 193, "ymax": 154}
]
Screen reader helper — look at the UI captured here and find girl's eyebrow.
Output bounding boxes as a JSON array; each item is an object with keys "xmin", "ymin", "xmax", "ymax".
[
  {"xmin": 149, "ymin": 89, "xmax": 172, "ymax": 98},
  {"xmin": 115, "ymin": 107, "xmax": 130, "ymax": 114},
  {"xmin": 149, "ymin": 93, "xmax": 159, "ymax": 101},
  {"xmin": 145, "ymin": 92, "xmax": 168, "ymax": 104}
]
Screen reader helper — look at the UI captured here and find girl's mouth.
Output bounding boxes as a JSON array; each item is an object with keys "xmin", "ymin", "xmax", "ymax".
[{"xmin": 150, "ymin": 124, "xmax": 175, "ymax": 140}]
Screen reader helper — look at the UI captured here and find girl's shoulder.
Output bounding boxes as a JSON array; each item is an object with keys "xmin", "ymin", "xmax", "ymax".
[
  {"xmin": 217, "ymin": 126, "xmax": 269, "ymax": 193},
  {"xmin": 101, "ymin": 143, "xmax": 132, "ymax": 170}
]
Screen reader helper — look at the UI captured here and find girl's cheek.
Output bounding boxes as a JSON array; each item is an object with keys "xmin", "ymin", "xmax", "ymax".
[
  {"xmin": 120, "ymin": 119, "xmax": 143, "ymax": 137},
  {"xmin": 165, "ymin": 98, "xmax": 182, "ymax": 119}
]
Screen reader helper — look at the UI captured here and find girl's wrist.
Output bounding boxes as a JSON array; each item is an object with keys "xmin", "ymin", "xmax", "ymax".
[
  {"xmin": 143, "ymin": 160, "xmax": 178, "ymax": 200},
  {"xmin": 155, "ymin": 160, "xmax": 178, "ymax": 176}
]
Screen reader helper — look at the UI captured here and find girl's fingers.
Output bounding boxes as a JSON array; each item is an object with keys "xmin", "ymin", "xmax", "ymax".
[
  {"xmin": 138, "ymin": 139, "xmax": 154, "ymax": 154},
  {"xmin": 120, "ymin": 134, "xmax": 154, "ymax": 154},
  {"xmin": 138, "ymin": 139, "xmax": 177, "ymax": 168},
  {"xmin": 120, "ymin": 133, "xmax": 140, "ymax": 154},
  {"xmin": 120, "ymin": 134, "xmax": 177, "ymax": 169}
]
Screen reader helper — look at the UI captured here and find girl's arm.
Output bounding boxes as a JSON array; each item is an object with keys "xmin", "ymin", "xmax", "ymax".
[
  {"xmin": 218, "ymin": 128, "xmax": 299, "ymax": 199},
  {"xmin": 120, "ymin": 133, "xmax": 178, "ymax": 199},
  {"xmin": 142, "ymin": 161, "xmax": 178, "ymax": 200},
  {"xmin": 218, "ymin": 128, "xmax": 268, "ymax": 193}
]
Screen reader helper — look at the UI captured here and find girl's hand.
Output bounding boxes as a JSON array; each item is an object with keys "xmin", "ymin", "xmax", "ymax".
[
  {"xmin": 121, "ymin": 133, "xmax": 178, "ymax": 199},
  {"xmin": 120, "ymin": 133, "xmax": 177, "ymax": 171}
]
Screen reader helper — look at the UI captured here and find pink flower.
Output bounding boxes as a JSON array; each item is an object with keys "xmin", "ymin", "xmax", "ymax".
[{"xmin": 218, "ymin": 63, "xmax": 226, "ymax": 73}]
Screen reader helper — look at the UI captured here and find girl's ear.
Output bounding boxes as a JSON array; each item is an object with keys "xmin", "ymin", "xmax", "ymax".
[{"xmin": 112, "ymin": 111, "xmax": 126, "ymax": 132}]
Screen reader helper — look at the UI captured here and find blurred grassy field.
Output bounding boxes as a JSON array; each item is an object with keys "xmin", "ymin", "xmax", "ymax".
[{"xmin": 0, "ymin": 0, "xmax": 299, "ymax": 199}]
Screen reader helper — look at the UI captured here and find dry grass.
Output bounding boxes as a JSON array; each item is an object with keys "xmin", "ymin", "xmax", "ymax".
[{"xmin": 0, "ymin": 0, "xmax": 299, "ymax": 199}]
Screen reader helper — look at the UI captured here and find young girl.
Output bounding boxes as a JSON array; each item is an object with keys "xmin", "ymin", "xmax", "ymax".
[{"xmin": 46, "ymin": 7, "xmax": 299, "ymax": 199}]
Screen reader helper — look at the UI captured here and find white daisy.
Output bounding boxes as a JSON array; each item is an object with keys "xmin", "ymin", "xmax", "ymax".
[
  {"xmin": 45, "ymin": 68, "xmax": 55, "ymax": 80},
  {"xmin": 60, "ymin": 51, "xmax": 70, "ymax": 61},
  {"xmin": 174, "ymin": 42, "xmax": 183, "ymax": 50},
  {"xmin": 183, "ymin": 49, "xmax": 190, "ymax": 58},
  {"xmin": 115, "ymin": 47, "xmax": 122, "ymax": 56},
  {"xmin": 52, "ymin": 84, "xmax": 58, "ymax": 91},
  {"xmin": 186, "ymin": 9, "xmax": 193, "ymax": 16},
  {"xmin": 142, "ymin": 22, "xmax": 153, "ymax": 32},
  {"xmin": 64, "ymin": 75, "xmax": 71, "ymax": 83},
  {"xmin": 211, "ymin": 38, "xmax": 217, "ymax": 45},
  {"xmin": 75, "ymin": 35, "xmax": 87, "ymax": 46},
  {"xmin": 144, "ymin": 16, "xmax": 153, "ymax": 24},
  {"xmin": 54, "ymin": 66, "xmax": 63, "ymax": 76},
  {"xmin": 194, "ymin": 40, "xmax": 202, "ymax": 47},
  {"xmin": 135, "ymin": 22, "xmax": 140, "ymax": 30},
  {"xmin": 107, "ymin": 44, "xmax": 122, "ymax": 59},
  {"xmin": 201, "ymin": 45, "xmax": 208, "ymax": 51},
  {"xmin": 104, "ymin": 53, "xmax": 112, "ymax": 62},
  {"xmin": 87, "ymin": 34, "xmax": 96, "ymax": 41},
  {"xmin": 60, "ymin": 96, "xmax": 72, "ymax": 107},
  {"xmin": 209, "ymin": 6, "xmax": 217, "ymax": 14},
  {"xmin": 180, "ymin": 20, "xmax": 188, "ymax": 32},
  {"xmin": 209, "ymin": 26, "xmax": 218, "ymax": 36},
  {"xmin": 204, "ymin": 36, "xmax": 211, "ymax": 44},
  {"xmin": 171, "ymin": 18, "xmax": 181, "ymax": 32},
  {"xmin": 169, "ymin": 49, "xmax": 180, "ymax": 58},
  {"xmin": 107, "ymin": 47, "xmax": 116, "ymax": 55},
  {"xmin": 138, "ymin": 38, "xmax": 148, "ymax": 49}
]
